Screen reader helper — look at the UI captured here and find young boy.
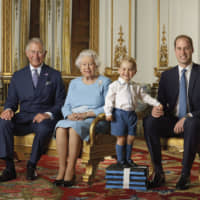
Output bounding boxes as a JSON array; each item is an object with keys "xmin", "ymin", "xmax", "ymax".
[{"xmin": 104, "ymin": 56, "xmax": 162, "ymax": 168}]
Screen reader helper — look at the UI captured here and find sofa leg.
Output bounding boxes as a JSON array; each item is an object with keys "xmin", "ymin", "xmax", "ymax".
[
  {"xmin": 82, "ymin": 161, "xmax": 99, "ymax": 184},
  {"xmin": 14, "ymin": 151, "xmax": 25, "ymax": 161}
]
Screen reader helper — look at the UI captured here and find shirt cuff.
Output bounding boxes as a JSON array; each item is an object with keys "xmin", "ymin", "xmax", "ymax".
[
  {"xmin": 45, "ymin": 112, "xmax": 54, "ymax": 120},
  {"xmin": 186, "ymin": 112, "xmax": 193, "ymax": 117}
]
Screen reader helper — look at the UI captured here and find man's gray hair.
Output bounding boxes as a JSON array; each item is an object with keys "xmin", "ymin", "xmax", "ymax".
[
  {"xmin": 75, "ymin": 49, "xmax": 100, "ymax": 68},
  {"xmin": 25, "ymin": 38, "xmax": 46, "ymax": 53}
]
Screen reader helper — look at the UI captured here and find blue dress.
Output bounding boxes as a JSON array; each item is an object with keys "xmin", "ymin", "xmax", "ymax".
[{"xmin": 55, "ymin": 75, "xmax": 111, "ymax": 141}]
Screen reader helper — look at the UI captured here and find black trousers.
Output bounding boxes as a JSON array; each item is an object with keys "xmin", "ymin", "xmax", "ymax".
[{"xmin": 143, "ymin": 115, "xmax": 200, "ymax": 176}]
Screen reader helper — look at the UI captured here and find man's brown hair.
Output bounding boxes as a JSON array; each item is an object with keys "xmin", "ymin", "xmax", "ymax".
[{"xmin": 174, "ymin": 34, "xmax": 194, "ymax": 50}]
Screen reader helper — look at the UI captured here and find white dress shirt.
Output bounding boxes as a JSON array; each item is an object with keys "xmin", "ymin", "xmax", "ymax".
[
  {"xmin": 175, "ymin": 63, "xmax": 192, "ymax": 117},
  {"xmin": 104, "ymin": 77, "xmax": 160, "ymax": 116},
  {"xmin": 30, "ymin": 64, "xmax": 42, "ymax": 76}
]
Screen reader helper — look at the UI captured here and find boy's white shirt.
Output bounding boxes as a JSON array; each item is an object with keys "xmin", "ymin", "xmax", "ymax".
[{"xmin": 104, "ymin": 77, "xmax": 160, "ymax": 116}]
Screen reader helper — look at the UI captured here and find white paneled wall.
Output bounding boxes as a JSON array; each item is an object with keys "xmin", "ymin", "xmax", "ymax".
[
  {"xmin": 134, "ymin": 0, "xmax": 157, "ymax": 83},
  {"xmin": 168, "ymin": 0, "xmax": 200, "ymax": 66},
  {"xmin": 99, "ymin": 0, "xmax": 136, "ymax": 74},
  {"xmin": 99, "ymin": 0, "xmax": 200, "ymax": 84}
]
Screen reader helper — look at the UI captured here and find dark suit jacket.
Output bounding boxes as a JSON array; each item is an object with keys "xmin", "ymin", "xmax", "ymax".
[
  {"xmin": 158, "ymin": 63, "xmax": 200, "ymax": 118},
  {"xmin": 4, "ymin": 64, "xmax": 66, "ymax": 122}
]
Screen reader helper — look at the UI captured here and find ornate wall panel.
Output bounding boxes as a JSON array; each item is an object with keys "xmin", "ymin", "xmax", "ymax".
[
  {"xmin": 40, "ymin": 0, "xmax": 72, "ymax": 75},
  {"xmin": 1, "ymin": 0, "xmax": 30, "ymax": 104},
  {"xmin": 99, "ymin": 0, "xmax": 136, "ymax": 75},
  {"xmin": 89, "ymin": 0, "xmax": 99, "ymax": 53},
  {"xmin": 40, "ymin": 0, "xmax": 99, "ymax": 76},
  {"xmin": 2, "ymin": 0, "xmax": 12, "ymax": 75},
  {"xmin": 1, "ymin": 0, "xmax": 30, "ymax": 75}
]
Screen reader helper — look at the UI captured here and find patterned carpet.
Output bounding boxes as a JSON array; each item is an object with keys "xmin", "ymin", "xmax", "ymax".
[{"xmin": 0, "ymin": 138, "xmax": 200, "ymax": 200}]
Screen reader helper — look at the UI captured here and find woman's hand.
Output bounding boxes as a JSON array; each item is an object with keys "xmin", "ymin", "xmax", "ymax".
[{"xmin": 68, "ymin": 113, "xmax": 87, "ymax": 121}]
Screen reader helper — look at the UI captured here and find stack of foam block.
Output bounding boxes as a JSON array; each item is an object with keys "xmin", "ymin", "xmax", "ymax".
[{"xmin": 105, "ymin": 164, "xmax": 149, "ymax": 191}]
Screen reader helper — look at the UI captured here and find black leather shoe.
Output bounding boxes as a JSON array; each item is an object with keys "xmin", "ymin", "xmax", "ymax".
[
  {"xmin": 26, "ymin": 165, "xmax": 37, "ymax": 180},
  {"xmin": 0, "ymin": 169, "xmax": 16, "ymax": 182},
  {"xmin": 176, "ymin": 174, "xmax": 190, "ymax": 190},
  {"xmin": 63, "ymin": 175, "xmax": 76, "ymax": 187},
  {"xmin": 116, "ymin": 162, "xmax": 130, "ymax": 168},
  {"xmin": 53, "ymin": 179, "xmax": 64, "ymax": 186},
  {"xmin": 148, "ymin": 172, "xmax": 165, "ymax": 188},
  {"xmin": 127, "ymin": 160, "xmax": 138, "ymax": 168}
]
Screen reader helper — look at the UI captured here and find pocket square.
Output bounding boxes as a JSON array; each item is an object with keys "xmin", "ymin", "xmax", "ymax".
[{"xmin": 45, "ymin": 81, "xmax": 51, "ymax": 86}]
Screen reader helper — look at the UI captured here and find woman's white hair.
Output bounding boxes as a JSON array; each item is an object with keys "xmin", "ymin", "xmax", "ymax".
[{"xmin": 75, "ymin": 49, "xmax": 100, "ymax": 68}]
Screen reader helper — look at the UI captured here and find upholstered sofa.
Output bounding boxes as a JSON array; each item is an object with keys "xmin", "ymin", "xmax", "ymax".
[{"xmin": 13, "ymin": 82, "xmax": 153, "ymax": 183}]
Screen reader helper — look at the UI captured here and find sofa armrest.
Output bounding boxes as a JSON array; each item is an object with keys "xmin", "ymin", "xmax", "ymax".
[{"xmin": 88, "ymin": 113, "xmax": 106, "ymax": 146}]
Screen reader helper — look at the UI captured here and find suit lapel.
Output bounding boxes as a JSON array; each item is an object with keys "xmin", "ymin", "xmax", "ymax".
[
  {"xmin": 172, "ymin": 66, "xmax": 180, "ymax": 100},
  {"xmin": 24, "ymin": 66, "xmax": 35, "ymax": 94},
  {"xmin": 188, "ymin": 64, "xmax": 198, "ymax": 104}
]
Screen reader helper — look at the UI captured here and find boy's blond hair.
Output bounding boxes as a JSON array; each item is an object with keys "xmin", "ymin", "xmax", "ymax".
[{"xmin": 120, "ymin": 56, "xmax": 137, "ymax": 72}]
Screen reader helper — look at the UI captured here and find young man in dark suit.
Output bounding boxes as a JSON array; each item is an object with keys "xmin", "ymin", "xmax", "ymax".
[
  {"xmin": 144, "ymin": 35, "xmax": 200, "ymax": 190},
  {"xmin": 0, "ymin": 38, "xmax": 66, "ymax": 181}
]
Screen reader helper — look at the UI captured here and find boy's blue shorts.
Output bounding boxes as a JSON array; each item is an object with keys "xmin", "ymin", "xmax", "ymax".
[{"xmin": 111, "ymin": 108, "xmax": 137, "ymax": 136}]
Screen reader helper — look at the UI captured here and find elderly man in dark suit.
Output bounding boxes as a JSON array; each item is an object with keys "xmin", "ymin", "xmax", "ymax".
[
  {"xmin": 144, "ymin": 35, "xmax": 200, "ymax": 190},
  {"xmin": 0, "ymin": 38, "xmax": 66, "ymax": 181}
]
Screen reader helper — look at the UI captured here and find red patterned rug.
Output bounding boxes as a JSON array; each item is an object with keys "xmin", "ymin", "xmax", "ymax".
[{"xmin": 0, "ymin": 139, "xmax": 200, "ymax": 200}]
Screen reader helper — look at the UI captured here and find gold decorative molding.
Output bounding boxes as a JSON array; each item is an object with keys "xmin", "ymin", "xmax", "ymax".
[
  {"xmin": 111, "ymin": 0, "xmax": 113, "ymax": 66},
  {"xmin": 89, "ymin": 0, "xmax": 99, "ymax": 53},
  {"xmin": 154, "ymin": 24, "xmax": 171, "ymax": 80},
  {"xmin": 157, "ymin": 0, "xmax": 160, "ymax": 70},
  {"xmin": 154, "ymin": 0, "xmax": 171, "ymax": 84},
  {"xmin": 128, "ymin": 0, "xmax": 132, "ymax": 56},
  {"xmin": 55, "ymin": 0, "xmax": 58, "ymax": 71},
  {"xmin": 62, "ymin": 0, "xmax": 71, "ymax": 75},
  {"xmin": 14, "ymin": 49, "xmax": 18, "ymax": 72},
  {"xmin": 2, "ymin": 0, "xmax": 12, "ymax": 75},
  {"xmin": 46, "ymin": 48, "xmax": 51, "ymax": 66},
  {"xmin": 160, "ymin": 25, "xmax": 168, "ymax": 67},
  {"xmin": 113, "ymin": 26, "xmax": 127, "ymax": 69},
  {"xmin": 105, "ymin": 26, "xmax": 127, "ymax": 80},
  {"xmin": 20, "ymin": 0, "xmax": 29, "ymax": 69},
  {"xmin": 40, "ymin": 0, "xmax": 46, "ymax": 48},
  {"xmin": 55, "ymin": 48, "xmax": 60, "ymax": 70}
]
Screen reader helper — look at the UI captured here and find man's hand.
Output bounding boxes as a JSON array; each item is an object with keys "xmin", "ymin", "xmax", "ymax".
[
  {"xmin": 151, "ymin": 104, "xmax": 164, "ymax": 118},
  {"xmin": 33, "ymin": 113, "xmax": 51, "ymax": 123},
  {"xmin": 174, "ymin": 117, "xmax": 186, "ymax": 134},
  {"xmin": 0, "ymin": 109, "xmax": 14, "ymax": 120},
  {"xmin": 106, "ymin": 115, "xmax": 113, "ymax": 121}
]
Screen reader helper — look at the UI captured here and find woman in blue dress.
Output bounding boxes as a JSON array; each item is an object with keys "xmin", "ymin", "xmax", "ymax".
[{"xmin": 53, "ymin": 49, "xmax": 111, "ymax": 187}]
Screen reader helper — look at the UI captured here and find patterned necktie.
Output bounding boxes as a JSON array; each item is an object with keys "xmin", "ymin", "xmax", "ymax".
[
  {"xmin": 178, "ymin": 69, "xmax": 187, "ymax": 118},
  {"xmin": 32, "ymin": 69, "xmax": 39, "ymax": 88}
]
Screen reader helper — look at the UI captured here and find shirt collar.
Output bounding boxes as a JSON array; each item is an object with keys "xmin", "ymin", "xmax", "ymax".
[
  {"xmin": 118, "ymin": 77, "xmax": 132, "ymax": 85},
  {"xmin": 30, "ymin": 63, "xmax": 43, "ymax": 74},
  {"xmin": 178, "ymin": 63, "xmax": 192, "ymax": 74}
]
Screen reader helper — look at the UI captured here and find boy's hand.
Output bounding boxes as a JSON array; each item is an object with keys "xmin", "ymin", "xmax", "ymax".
[
  {"xmin": 106, "ymin": 115, "xmax": 113, "ymax": 121},
  {"xmin": 152, "ymin": 104, "xmax": 164, "ymax": 118}
]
